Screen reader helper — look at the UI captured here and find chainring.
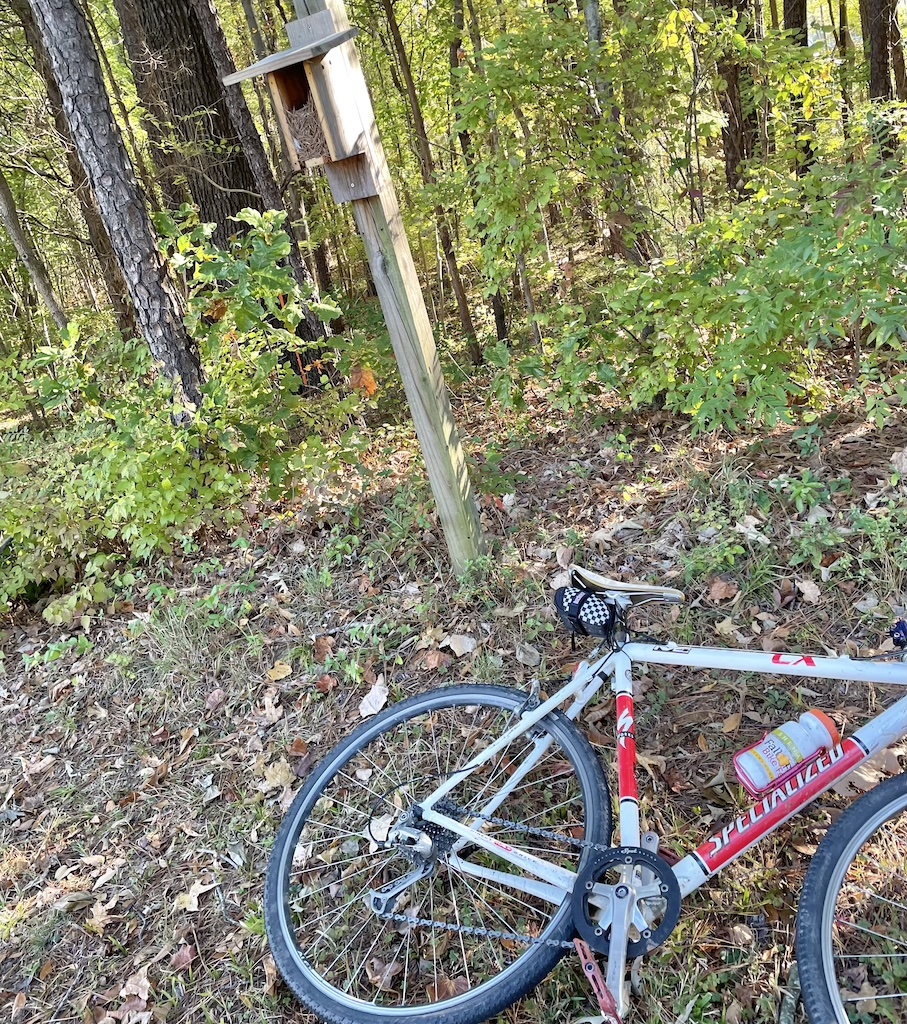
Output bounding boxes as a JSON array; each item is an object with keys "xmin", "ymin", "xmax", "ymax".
[{"xmin": 572, "ymin": 846, "xmax": 682, "ymax": 958}]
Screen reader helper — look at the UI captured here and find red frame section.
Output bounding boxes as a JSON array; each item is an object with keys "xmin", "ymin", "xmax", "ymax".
[
  {"xmin": 695, "ymin": 737, "xmax": 867, "ymax": 874},
  {"xmin": 615, "ymin": 692, "xmax": 639, "ymax": 803}
]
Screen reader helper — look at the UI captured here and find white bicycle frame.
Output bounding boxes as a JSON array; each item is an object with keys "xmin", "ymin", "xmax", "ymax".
[{"xmin": 411, "ymin": 630, "xmax": 907, "ymax": 1015}]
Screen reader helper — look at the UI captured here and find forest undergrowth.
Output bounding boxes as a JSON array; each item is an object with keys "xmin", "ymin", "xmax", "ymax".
[{"xmin": 3, "ymin": 385, "xmax": 907, "ymax": 1024}]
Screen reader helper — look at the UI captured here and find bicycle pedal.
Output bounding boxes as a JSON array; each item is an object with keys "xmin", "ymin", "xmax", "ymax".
[{"xmin": 573, "ymin": 938, "xmax": 624, "ymax": 1024}]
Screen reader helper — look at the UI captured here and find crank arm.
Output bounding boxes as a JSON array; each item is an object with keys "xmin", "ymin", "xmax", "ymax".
[
  {"xmin": 368, "ymin": 861, "xmax": 434, "ymax": 915},
  {"xmin": 604, "ymin": 876, "xmax": 633, "ymax": 1016}
]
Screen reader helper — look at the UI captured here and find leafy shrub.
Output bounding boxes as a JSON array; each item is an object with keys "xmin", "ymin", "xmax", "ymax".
[
  {"xmin": 486, "ymin": 162, "xmax": 907, "ymax": 430},
  {"xmin": 0, "ymin": 210, "xmax": 360, "ymax": 616}
]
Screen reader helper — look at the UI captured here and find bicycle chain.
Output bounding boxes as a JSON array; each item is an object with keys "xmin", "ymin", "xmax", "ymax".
[{"xmin": 375, "ymin": 803, "xmax": 616, "ymax": 950}]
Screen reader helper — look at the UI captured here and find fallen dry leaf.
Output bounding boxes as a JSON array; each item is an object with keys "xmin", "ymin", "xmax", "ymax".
[
  {"xmin": 351, "ymin": 364, "xmax": 378, "ymax": 396},
  {"xmin": 120, "ymin": 967, "xmax": 152, "ymax": 1001},
  {"xmin": 708, "ymin": 578, "xmax": 739, "ymax": 603},
  {"xmin": 170, "ymin": 944, "xmax": 196, "ymax": 971},
  {"xmin": 360, "ymin": 677, "xmax": 389, "ymax": 718},
  {"xmin": 515, "ymin": 641, "xmax": 541, "ymax": 667},
  {"xmin": 313, "ymin": 635, "xmax": 335, "ymax": 663},
  {"xmin": 444, "ymin": 634, "xmax": 477, "ymax": 658},
  {"xmin": 420, "ymin": 649, "xmax": 453, "ymax": 671},
  {"xmin": 796, "ymin": 579, "xmax": 821, "ymax": 605},
  {"xmin": 260, "ymin": 758, "xmax": 295, "ymax": 793},
  {"xmin": 173, "ymin": 879, "xmax": 219, "ymax": 913},
  {"xmin": 288, "ymin": 737, "xmax": 309, "ymax": 757},
  {"xmin": 205, "ymin": 688, "xmax": 226, "ymax": 711},
  {"xmin": 267, "ymin": 661, "xmax": 292, "ymax": 682},
  {"xmin": 315, "ymin": 674, "xmax": 338, "ymax": 694},
  {"xmin": 366, "ymin": 957, "xmax": 403, "ymax": 992},
  {"xmin": 722, "ymin": 712, "xmax": 742, "ymax": 733}
]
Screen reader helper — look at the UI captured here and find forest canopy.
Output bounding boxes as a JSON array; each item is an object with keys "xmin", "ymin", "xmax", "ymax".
[{"xmin": 1, "ymin": 0, "xmax": 906, "ymax": 615}]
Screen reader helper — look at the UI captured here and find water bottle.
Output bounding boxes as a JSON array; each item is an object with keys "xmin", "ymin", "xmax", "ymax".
[{"xmin": 733, "ymin": 710, "xmax": 840, "ymax": 797}]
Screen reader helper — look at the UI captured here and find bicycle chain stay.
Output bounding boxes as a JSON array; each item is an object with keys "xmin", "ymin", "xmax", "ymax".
[{"xmin": 373, "ymin": 802, "xmax": 651, "ymax": 951}]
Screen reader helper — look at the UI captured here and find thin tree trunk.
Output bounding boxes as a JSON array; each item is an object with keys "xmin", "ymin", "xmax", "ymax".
[
  {"xmin": 0, "ymin": 166, "xmax": 68, "ymax": 332},
  {"xmin": 27, "ymin": 0, "xmax": 203, "ymax": 408},
  {"xmin": 12, "ymin": 0, "xmax": 136, "ymax": 337},
  {"xmin": 452, "ymin": 0, "xmax": 507, "ymax": 340},
  {"xmin": 238, "ymin": 0, "xmax": 335, "ymax": 295},
  {"xmin": 869, "ymin": 0, "xmax": 894, "ymax": 98},
  {"xmin": 717, "ymin": 1, "xmax": 757, "ymax": 195},
  {"xmin": 769, "ymin": 0, "xmax": 780, "ymax": 27},
  {"xmin": 827, "ymin": 0, "xmax": 854, "ymax": 130},
  {"xmin": 515, "ymin": 252, "xmax": 541, "ymax": 349},
  {"xmin": 891, "ymin": 0, "xmax": 907, "ymax": 99},
  {"xmin": 784, "ymin": 0, "xmax": 814, "ymax": 172},
  {"xmin": 381, "ymin": 0, "xmax": 480, "ymax": 363}
]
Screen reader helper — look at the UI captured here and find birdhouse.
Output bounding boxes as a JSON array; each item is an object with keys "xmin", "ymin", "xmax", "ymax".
[{"xmin": 224, "ymin": 0, "xmax": 380, "ymax": 203}]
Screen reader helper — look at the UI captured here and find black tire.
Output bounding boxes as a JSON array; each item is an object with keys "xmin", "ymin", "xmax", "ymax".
[
  {"xmin": 265, "ymin": 684, "xmax": 611, "ymax": 1024},
  {"xmin": 797, "ymin": 772, "xmax": 907, "ymax": 1023}
]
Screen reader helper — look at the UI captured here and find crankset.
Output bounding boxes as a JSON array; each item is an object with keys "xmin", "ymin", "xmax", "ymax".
[{"xmin": 572, "ymin": 846, "xmax": 682, "ymax": 958}]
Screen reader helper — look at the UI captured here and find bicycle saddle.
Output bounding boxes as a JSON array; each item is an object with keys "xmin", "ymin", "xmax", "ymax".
[{"xmin": 569, "ymin": 564, "xmax": 686, "ymax": 604}]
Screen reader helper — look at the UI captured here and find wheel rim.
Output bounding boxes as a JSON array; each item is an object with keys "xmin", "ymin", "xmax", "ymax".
[
  {"xmin": 271, "ymin": 691, "xmax": 601, "ymax": 1016},
  {"xmin": 820, "ymin": 793, "xmax": 907, "ymax": 1023}
]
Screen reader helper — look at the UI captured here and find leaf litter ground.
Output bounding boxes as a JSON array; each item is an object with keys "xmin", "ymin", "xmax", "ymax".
[{"xmin": 3, "ymin": 393, "xmax": 907, "ymax": 1024}]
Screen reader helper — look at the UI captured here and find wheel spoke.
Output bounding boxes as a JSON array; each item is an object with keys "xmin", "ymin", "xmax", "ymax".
[{"xmin": 265, "ymin": 687, "xmax": 609, "ymax": 1019}]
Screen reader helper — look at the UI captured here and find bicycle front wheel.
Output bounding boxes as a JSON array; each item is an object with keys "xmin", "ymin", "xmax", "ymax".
[
  {"xmin": 265, "ymin": 684, "xmax": 611, "ymax": 1024},
  {"xmin": 797, "ymin": 772, "xmax": 907, "ymax": 1023}
]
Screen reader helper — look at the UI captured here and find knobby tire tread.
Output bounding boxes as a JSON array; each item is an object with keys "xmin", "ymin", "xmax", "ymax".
[{"xmin": 796, "ymin": 772, "xmax": 907, "ymax": 1024}]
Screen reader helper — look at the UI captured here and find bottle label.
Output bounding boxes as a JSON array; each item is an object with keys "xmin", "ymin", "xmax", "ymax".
[{"xmin": 749, "ymin": 727, "xmax": 805, "ymax": 780}]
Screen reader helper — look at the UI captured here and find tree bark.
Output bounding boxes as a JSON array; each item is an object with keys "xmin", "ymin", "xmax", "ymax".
[
  {"xmin": 111, "ymin": 0, "xmax": 263, "ymax": 248},
  {"xmin": 27, "ymin": 0, "xmax": 203, "ymax": 407},
  {"xmin": 717, "ymin": 0, "xmax": 758, "ymax": 195},
  {"xmin": 82, "ymin": 2, "xmax": 161, "ymax": 207},
  {"xmin": 186, "ymin": 0, "xmax": 331, "ymax": 346},
  {"xmin": 11, "ymin": 0, "xmax": 137, "ymax": 337},
  {"xmin": 783, "ymin": 0, "xmax": 815, "ymax": 173},
  {"xmin": 869, "ymin": 0, "xmax": 894, "ymax": 98},
  {"xmin": 0, "ymin": 165, "xmax": 68, "ymax": 332},
  {"xmin": 452, "ymin": 0, "xmax": 507, "ymax": 340},
  {"xmin": 890, "ymin": 0, "xmax": 906, "ymax": 99},
  {"xmin": 381, "ymin": 0, "xmax": 480, "ymax": 363}
]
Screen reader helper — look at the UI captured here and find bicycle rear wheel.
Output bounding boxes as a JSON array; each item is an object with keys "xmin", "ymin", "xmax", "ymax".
[
  {"xmin": 797, "ymin": 772, "xmax": 907, "ymax": 1023},
  {"xmin": 265, "ymin": 684, "xmax": 611, "ymax": 1024}
]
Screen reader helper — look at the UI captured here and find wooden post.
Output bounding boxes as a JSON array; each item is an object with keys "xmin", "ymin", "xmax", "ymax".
[{"xmin": 224, "ymin": 0, "xmax": 484, "ymax": 574}]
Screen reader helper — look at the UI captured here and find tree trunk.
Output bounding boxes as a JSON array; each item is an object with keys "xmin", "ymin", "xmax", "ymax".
[
  {"xmin": 890, "ymin": 0, "xmax": 906, "ymax": 99},
  {"xmin": 783, "ymin": 0, "xmax": 814, "ymax": 172},
  {"xmin": 11, "ymin": 0, "xmax": 136, "ymax": 337},
  {"xmin": 452, "ymin": 0, "xmax": 507, "ymax": 341},
  {"xmin": 111, "ymin": 0, "xmax": 263, "ymax": 248},
  {"xmin": 381, "ymin": 0, "xmax": 480, "ymax": 364},
  {"xmin": 869, "ymin": 0, "xmax": 894, "ymax": 98},
  {"xmin": 717, "ymin": 0, "xmax": 758, "ymax": 195},
  {"xmin": 186, "ymin": 0, "xmax": 331, "ymax": 346},
  {"xmin": 829, "ymin": 0, "xmax": 855, "ymax": 127},
  {"xmin": 27, "ymin": 0, "xmax": 203, "ymax": 407},
  {"xmin": 109, "ymin": 0, "xmax": 188, "ymax": 211},
  {"xmin": 0, "ymin": 166, "xmax": 68, "ymax": 332},
  {"xmin": 82, "ymin": 2, "xmax": 161, "ymax": 207}
]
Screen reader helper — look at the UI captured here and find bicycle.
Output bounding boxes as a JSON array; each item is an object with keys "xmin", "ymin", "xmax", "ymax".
[{"xmin": 263, "ymin": 564, "xmax": 907, "ymax": 1024}]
